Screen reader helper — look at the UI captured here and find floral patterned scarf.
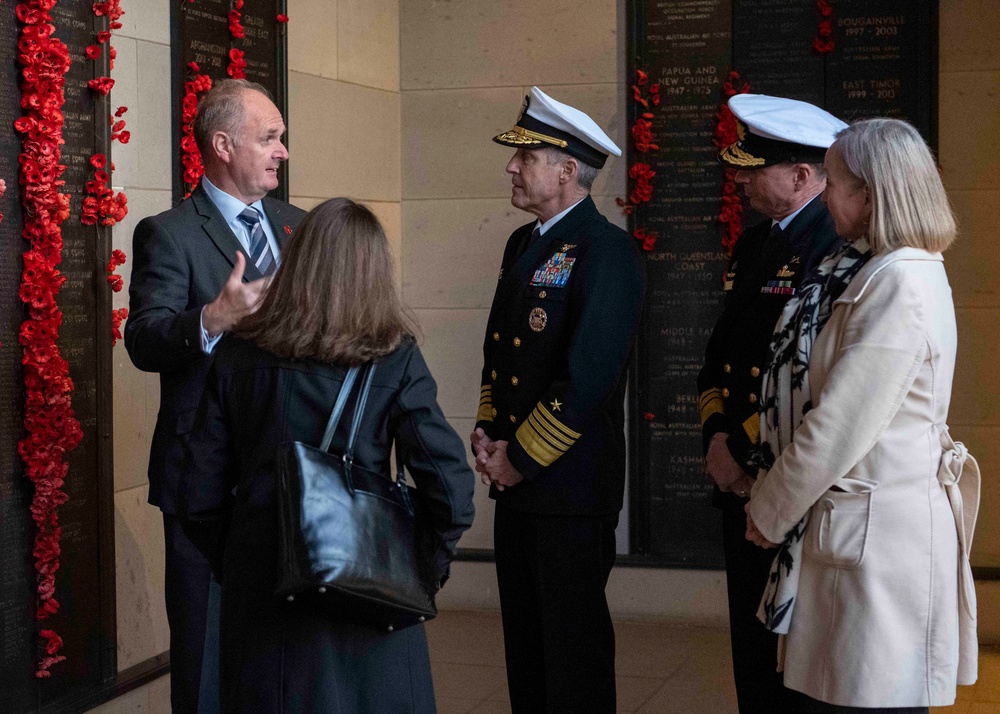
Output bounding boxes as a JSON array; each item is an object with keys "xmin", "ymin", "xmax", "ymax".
[{"xmin": 754, "ymin": 239, "xmax": 872, "ymax": 633}]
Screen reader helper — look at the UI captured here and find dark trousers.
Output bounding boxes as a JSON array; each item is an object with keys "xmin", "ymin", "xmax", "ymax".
[
  {"xmin": 163, "ymin": 514, "xmax": 223, "ymax": 714},
  {"xmin": 494, "ymin": 503, "xmax": 618, "ymax": 714},
  {"xmin": 719, "ymin": 492, "xmax": 805, "ymax": 714}
]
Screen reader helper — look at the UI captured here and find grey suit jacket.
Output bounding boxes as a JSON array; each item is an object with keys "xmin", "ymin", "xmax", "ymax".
[{"xmin": 124, "ymin": 184, "xmax": 307, "ymax": 514}]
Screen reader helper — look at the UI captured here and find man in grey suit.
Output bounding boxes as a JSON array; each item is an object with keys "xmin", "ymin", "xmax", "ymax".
[{"xmin": 125, "ymin": 79, "xmax": 306, "ymax": 714}]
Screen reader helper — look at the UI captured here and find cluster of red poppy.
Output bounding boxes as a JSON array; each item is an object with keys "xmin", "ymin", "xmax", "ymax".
[
  {"xmin": 615, "ymin": 70, "xmax": 661, "ymax": 251},
  {"xmin": 227, "ymin": 1, "xmax": 248, "ymax": 78},
  {"xmin": 181, "ymin": 65, "xmax": 213, "ymax": 197},
  {"xmin": 227, "ymin": 47, "xmax": 247, "ymax": 79},
  {"xmin": 106, "ymin": 248, "xmax": 126, "ymax": 293},
  {"xmin": 14, "ymin": 0, "xmax": 84, "ymax": 679},
  {"xmin": 813, "ymin": 0, "xmax": 835, "ymax": 54},
  {"xmin": 111, "ymin": 307, "xmax": 128, "ymax": 346},
  {"xmin": 713, "ymin": 70, "xmax": 751, "ymax": 257},
  {"xmin": 82, "ymin": 153, "xmax": 128, "ymax": 227},
  {"xmin": 111, "ymin": 105, "xmax": 129, "ymax": 144},
  {"xmin": 229, "ymin": 0, "xmax": 245, "ymax": 39}
]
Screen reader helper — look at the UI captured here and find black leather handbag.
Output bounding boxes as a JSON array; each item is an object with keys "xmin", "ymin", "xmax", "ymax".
[{"xmin": 274, "ymin": 363, "xmax": 437, "ymax": 632}]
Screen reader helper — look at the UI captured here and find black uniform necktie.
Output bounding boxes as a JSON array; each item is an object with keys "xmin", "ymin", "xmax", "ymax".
[
  {"xmin": 238, "ymin": 207, "xmax": 276, "ymax": 276},
  {"xmin": 518, "ymin": 226, "xmax": 541, "ymax": 258}
]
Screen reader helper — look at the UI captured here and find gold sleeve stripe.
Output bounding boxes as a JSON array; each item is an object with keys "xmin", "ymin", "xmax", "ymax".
[
  {"xmin": 528, "ymin": 411, "xmax": 574, "ymax": 451},
  {"xmin": 515, "ymin": 420, "xmax": 564, "ymax": 467},
  {"xmin": 477, "ymin": 385, "xmax": 493, "ymax": 421},
  {"xmin": 534, "ymin": 402, "xmax": 581, "ymax": 440},
  {"xmin": 742, "ymin": 413, "xmax": 760, "ymax": 444},
  {"xmin": 700, "ymin": 388, "xmax": 724, "ymax": 425}
]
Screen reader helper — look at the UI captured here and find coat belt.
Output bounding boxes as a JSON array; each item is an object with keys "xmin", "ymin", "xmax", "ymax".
[{"xmin": 936, "ymin": 426, "xmax": 980, "ymax": 620}]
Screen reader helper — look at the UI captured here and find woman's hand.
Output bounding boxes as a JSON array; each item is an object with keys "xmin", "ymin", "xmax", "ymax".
[{"xmin": 745, "ymin": 501, "xmax": 780, "ymax": 548}]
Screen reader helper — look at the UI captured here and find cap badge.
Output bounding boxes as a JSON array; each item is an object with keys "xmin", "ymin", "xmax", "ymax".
[
  {"xmin": 529, "ymin": 307, "xmax": 548, "ymax": 332},
  {"xmin": 516, "ymin": 96, "xmax": 528, "ymax": 122}
]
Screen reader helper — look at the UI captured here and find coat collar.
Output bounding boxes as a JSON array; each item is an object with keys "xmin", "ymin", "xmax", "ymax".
[{"xmin": 834, "ymin": 246, "xmax": 943, "ymax": 304}]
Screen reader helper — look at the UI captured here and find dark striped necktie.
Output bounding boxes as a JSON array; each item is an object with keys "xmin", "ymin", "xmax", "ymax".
[
  {"xmin": 238, "ymin": 207, "xmax": 276, "ymax": 276},
  {"xmin": 517, "ymin": 226, "xmax": 542, "ymax": 258}
]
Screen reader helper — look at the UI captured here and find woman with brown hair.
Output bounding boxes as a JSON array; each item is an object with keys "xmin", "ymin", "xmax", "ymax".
[{"xmin": 182, "ymin": 198, "xmax": 475, "ymax": 713}]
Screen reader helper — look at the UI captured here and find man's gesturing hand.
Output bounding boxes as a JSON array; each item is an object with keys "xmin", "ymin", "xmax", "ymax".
[{"xmin": 202, "ymin": 252, "xmax": 270, "ymax": 337}]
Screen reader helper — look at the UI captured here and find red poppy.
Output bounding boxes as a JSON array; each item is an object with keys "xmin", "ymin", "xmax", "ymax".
[
  {"xmin": 87, "ymin": 76, "xmax": 114, "ymax": 95},
  {"xmin": 276, "ymin": 13, "xmax": 289, "ymax": 22},
  {"xmin": 85, "ymin": 44, "xmax": 101, "ymax": 60},
  {"xmin": 114, "ymin": 105, "xmax": 127, "ymax": 118},
  {"xmin": 284, "ymin": 225, "xmax": 292, "ymax": 235},
  {"xmin": 97, "ymin": 31, "xmax": 111, "ymax": 43}
]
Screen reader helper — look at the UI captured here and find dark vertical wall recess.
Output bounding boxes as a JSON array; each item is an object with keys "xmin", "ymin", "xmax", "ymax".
[
  {"xmin": 629, "ymin": 0, "xmax": 937, "ymax": 567},
  {"xmin": 0, "ymin": 1, "xmax": 117, "ymax": 711}
]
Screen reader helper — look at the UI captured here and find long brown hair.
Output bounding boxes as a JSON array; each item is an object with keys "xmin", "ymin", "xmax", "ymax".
[{"xmin": 234, "ymin": 198, "xmax": 417, "ymax": 365}]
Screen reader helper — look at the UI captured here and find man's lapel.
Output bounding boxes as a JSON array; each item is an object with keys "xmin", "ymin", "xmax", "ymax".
[
  {"xmin": 191, "ymin": 184, "xmax": 263, "ymax": 281},
  {"xmin": 262, "ymin": 198, "xmax": 292, "ymax": 252}
]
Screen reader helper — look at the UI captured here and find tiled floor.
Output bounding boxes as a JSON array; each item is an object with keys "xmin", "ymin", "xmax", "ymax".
[
  {"xmin": 87, "ymin": 608, "xmax": 1000, "ymax": 712},
  {"xmin": 425, "ymin": 610, "xmax": 1000, "ymax": 714}
]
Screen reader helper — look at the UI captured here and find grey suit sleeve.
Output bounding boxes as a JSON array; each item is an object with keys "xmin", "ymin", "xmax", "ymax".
[
  {"xmin": 392, "ymin": 344, "xmax": 476, "ymax": 587},
  {"xmin": 125, "ymin": 216, "xmax": 208, "ymax": 373}
]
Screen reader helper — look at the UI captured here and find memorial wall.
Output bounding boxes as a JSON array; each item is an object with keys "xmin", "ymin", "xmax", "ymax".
[
  {"xmin": 629, "ymin": 0, "xmax": 937, "ymax": 567},
  {"xmin": 0, "ymin": 1, "xmax": 116, "ymax": 711}
]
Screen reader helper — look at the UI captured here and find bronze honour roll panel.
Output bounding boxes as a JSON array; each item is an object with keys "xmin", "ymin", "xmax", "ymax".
[
  {"xmin": 171, "ymin": 0, "xmax": 288, "ymax": 203},
  {"xmin": 628, "ymin": 0, "xmax": 936, "ymax": 567}
]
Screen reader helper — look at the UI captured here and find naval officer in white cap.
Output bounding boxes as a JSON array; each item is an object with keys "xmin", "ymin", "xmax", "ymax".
[
  {"xmin": 470, "ymin": 86, "xmax": 645, "ymax": 712},
  {"xmin": 699, "ymin": 94, "xmax": 847, "ymax": 713}
]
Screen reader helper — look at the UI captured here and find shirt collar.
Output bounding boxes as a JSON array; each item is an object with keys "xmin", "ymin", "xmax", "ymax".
[
  {"xmin": 201, "ymin": 176, "xmax": 266, "ymax": 225},
  {"xmin": 772, "ymin": 192, "xmax": 822, "ymax": 232},
  {"xmin": 535, "ymin": 197, "xmax": 586, "ymax": 236}
]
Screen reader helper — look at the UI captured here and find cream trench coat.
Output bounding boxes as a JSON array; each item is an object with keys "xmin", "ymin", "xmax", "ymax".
[{"xmin": 749, "ymin": 247, "xmax": 979, "ymax": 708}]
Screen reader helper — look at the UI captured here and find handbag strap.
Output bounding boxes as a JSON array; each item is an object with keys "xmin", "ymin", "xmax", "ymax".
[
  {"xmin": 344, "ymin": 363, "xmax": 377, "ymax": 464},
  {"xmin": 319, "ymin": 366, "xmax": 360, "ymax": 452}
]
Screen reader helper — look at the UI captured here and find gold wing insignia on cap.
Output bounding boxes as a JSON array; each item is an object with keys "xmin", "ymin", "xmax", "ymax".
[
  {"xmin": 494, "ymin": 126, "xmax": 569, "ymax": 149},
  {"xmin": 516, "ymin": 96, "xmax": 528, "ymax": 122}
]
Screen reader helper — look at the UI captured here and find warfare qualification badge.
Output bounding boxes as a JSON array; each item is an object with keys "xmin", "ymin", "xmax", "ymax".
[{"xmin": 529, "ymin": 307, "xmax": 548, "ymax": 332}]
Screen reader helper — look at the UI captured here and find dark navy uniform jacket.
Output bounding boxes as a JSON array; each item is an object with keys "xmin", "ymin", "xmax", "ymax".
[
  {"xmin": 698, "ymin": 194, "xmax": 840, "ymax": 472},
  {"xmin": 476, "ymin": 196, "xmax": 645, "ymax": 517}
]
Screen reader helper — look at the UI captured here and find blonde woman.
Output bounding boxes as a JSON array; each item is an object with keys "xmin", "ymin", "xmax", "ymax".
[
  {"xmin": 182, "ymin": 198, "xmax": 475, "ymax": 713},
  {"xmin": 746, "ymin": 118, "xmax": 979, "ymax": 712}
]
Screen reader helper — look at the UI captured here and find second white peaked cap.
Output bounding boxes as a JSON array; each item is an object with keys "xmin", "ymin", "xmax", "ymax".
[
  {"xmin": 720, "ymin": 94, "xmax": 848, "ymax": 168},
  {"xmin": 493, "ymin": 86, "xmax": 621, "ymax": 168}
]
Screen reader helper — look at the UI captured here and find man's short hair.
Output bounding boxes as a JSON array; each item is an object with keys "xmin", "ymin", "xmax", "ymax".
[
  {"xmin": 193, "ymin": 79, "xmax": 273, "ymax": 158},
  {"xmin": 546, "ymin": 148, "xmax": 599, "ymax": 191}
]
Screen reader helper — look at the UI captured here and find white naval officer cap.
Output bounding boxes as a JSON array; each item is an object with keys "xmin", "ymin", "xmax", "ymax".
[
  {"xmin": 719, "ymin": 94, "xmax": 848, "ymax": 169},
  {"xmin": 493, "ymin": 86, "xmax": 621, "ymax": 169}
]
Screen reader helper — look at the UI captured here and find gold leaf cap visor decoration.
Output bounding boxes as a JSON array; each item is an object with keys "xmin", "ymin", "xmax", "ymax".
[
  {"xmin": 493, "ymin": 86, "xmax": 621, "ymax": 169},
  {"xmin": 719, "ymin": 94, "xmax": 849, "ymax": 169}
]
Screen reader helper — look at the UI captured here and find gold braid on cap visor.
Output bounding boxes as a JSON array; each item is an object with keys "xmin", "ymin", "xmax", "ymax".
[
  {"xmin": 495, "ymin": 125, "xmax": 569, "ymax": 149},
  {"xmin": 720, "ymin": 141, "xmax": 765, "ymax": 167}
]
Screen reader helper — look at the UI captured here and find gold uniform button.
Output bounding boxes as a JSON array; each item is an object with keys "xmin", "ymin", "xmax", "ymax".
[
  {"xmin": 493, "ymin": 332, "xmax": 500, "ymax": 341},
  {"xmin": 539, "ymin": 290, "xmax": 547, "ymax": 298},
  {"xmin": 749, "ymin": 394, "xmax": 758, "ymax": 404},
  {"xmin": 509, "ymin": 414, "xmax": 517, "ymax": 423},
  {"xmin": 491, "ymin": 370, "xmax": 497, "ymax": 380},
  {"xmin": 511, "ymin": 376, "xmax": 518, "ymax": 386},
  {"xmin": 723, "ymin": 364, "xmax": 731, "ymax": 373},
  {"xmin": 721, "ymin": 388, "xmax": 730, "ymax": 398},
  {"xmin": 513, "ymin": 337, "xmax": 521, "ymax": 347},
  {"xmin": 491, "ymin": 408, "xmax": 498, "ymax": 417},
  {"xmin": 750, "ymin": 367, "xmax": 760, "ymax": 378}
]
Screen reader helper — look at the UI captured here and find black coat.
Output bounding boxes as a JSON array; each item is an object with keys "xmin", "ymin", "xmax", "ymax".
[
  {"xmin": 697, "ymin": 195, "xmax": 841, "ymax": 470},
  {"xmin": 476, "ymin": 196, "xmax": 646, "ymax": 516},
  {"xmin": 124, "ymin": 184, "xmax": 306, "ymax": 514},
  {"xmin": 183, "ymin": 336, "xmax": 475, "ymax": 713}
]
